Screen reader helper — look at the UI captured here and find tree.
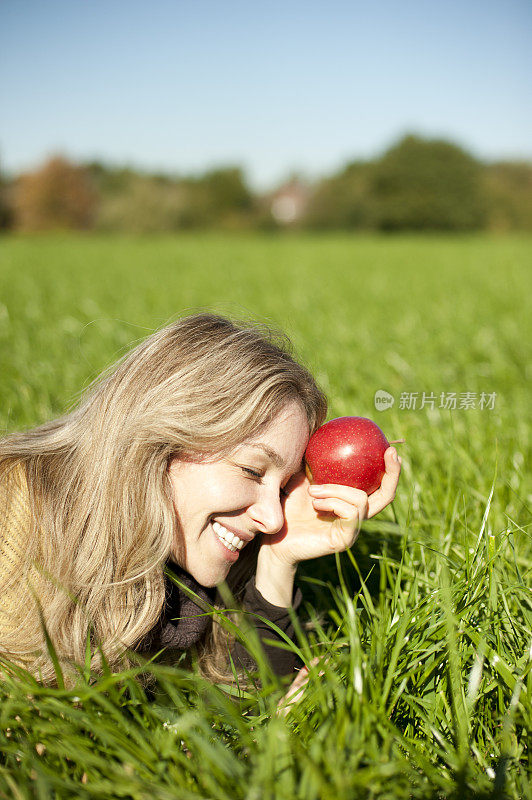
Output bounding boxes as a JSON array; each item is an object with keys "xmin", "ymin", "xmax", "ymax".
[
  {"xmin": 303, "ymin": 162, "xmax": 374, "ymax": 230},
  {"xmin": 0, "ymin": 159, "xmax": 13, "ymax": 230},
  {"xmin": 484, "ymin": 161, "xmax": 532, "ymax": 232},
  {"xmin": 370, "ymin": 135, "xmax": 486, "ymax": 231},
  {"xmin": 13, "ymin": 156, "xmax": 96, "ymax": 231},
  {"xmin": 95, "ymin": 173, "xmax": 189, "ymax": 233},
  {"xmin": 89, "ymin": 163, "xmax": 255, "ymax": 232},
  {"xmin": 180, "ymin": 167, "xmax": 254, "ymax": 228}
]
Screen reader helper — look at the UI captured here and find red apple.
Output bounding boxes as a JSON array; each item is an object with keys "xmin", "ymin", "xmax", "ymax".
[{"xmin": 304, "ymin": 416, "xmax": 390, "ymax": 495}]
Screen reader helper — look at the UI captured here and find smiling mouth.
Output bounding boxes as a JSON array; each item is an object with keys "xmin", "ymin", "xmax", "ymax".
[{"xmin": 212, "ymin": 521, "xmax": 245, "ymax": 552}]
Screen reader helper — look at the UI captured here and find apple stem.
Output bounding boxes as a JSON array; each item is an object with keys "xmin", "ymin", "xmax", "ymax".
[{"xmin": 389, "ymin": 439, "xmax": 406, "ymax": 445}]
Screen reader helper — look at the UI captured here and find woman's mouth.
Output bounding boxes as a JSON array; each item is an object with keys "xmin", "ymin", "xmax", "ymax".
[
  {"xmin": 212, "ymin": 521, "xmax": 244, "ymax": 562},
  {"xmin": 213, "ymin": 521, "xmax": 245, "ymax": 551}
]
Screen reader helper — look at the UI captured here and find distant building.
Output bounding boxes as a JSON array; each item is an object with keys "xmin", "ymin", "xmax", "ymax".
[{"xmin": 270, "ymin": 179, "xmax": 310, "ymax": 224}]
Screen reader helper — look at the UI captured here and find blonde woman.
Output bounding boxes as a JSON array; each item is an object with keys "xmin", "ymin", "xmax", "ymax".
[{"xmin": 0, "ymin": 313, "xmax": 401, "ymax": 689}]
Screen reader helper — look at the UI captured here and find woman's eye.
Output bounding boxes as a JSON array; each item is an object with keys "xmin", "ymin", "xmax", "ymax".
[
  {"xmin": 242, "ymin": 467, "xmax": 263, "ymax": 480},
  {"xmin": 241, "ymin": 466, "xmax": 287, "ymax": 496}
]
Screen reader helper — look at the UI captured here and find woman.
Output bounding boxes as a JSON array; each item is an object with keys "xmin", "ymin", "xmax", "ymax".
[{"xmin": 0, "ymin": 313, "xmax": 401, "ymax": 689}]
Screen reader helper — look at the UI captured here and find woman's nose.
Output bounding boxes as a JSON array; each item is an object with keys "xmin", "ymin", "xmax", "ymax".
[{"xmin": 249, "ymin": 485, "xmax": 285, "ymax": 535}]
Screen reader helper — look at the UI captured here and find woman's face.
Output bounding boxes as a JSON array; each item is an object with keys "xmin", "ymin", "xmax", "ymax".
[{"xmin": 167, "ymin": 399, "xmax": 310, "ymax": 587}]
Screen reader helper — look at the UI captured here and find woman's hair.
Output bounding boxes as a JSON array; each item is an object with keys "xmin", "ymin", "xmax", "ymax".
[{"xmin": 0, "ymin": 312, "xmax": 327, "ymax": 687}]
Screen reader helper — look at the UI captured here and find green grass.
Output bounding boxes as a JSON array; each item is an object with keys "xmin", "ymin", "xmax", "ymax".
[{"xmin": 0, "ymin": 232, "xmax": 531, "ymax": 799}]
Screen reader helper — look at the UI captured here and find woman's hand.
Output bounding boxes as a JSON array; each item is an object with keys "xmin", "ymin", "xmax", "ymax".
[
  {"xmin": 276, "ymin": 657, "xmax": 324, "ymax": 717},
  {"xmin": 261, "ymin": 446, "xmax": 402, "ymax": 568}
]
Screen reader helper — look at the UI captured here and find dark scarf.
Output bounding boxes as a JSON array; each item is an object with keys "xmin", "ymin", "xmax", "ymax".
[{"xmin": 137, "ymin": 563, "xmax": 217, "ymax": 652}]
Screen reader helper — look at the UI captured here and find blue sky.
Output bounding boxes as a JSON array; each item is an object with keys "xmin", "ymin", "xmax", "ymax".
[{"xmin": 2, "ymin": 0, "xmax": 531, "ymax": 190}]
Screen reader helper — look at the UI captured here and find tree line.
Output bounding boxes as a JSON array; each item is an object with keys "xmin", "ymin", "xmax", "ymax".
[{"xmin": 1, "ymin": 134, "xmax": 531, "ymax": 233}]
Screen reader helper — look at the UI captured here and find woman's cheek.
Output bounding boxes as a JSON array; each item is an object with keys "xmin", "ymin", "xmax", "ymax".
[{"xmin": 211, "ymin": 476, "xmax": 257, "ymax": 509}]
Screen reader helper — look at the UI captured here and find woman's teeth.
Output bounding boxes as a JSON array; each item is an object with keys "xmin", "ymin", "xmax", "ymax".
[{"xmin": 212, "ymin": 521, "xmax": 245, "ymax": 552}]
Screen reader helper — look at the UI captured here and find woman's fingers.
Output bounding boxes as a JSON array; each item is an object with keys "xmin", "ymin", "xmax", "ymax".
[
  {"xmin": 310, "ymin": 496, "xmax": 364, "ymax": 549},
  {"xmin": 309, "ymin": 484, "xmax": 368, "ymax": 547},
  {"xmin": 276, "ymin": 657, "xmax": 325, "ymax": 717},
  {"xmin": 308, "ymin": 447, "xmax": 401, "ymax": 521},
  {"xmin": 367, "ymin": 447, "xmax": 402, "ymax": 518},
  {"xmin": 276, "ymin": 667, "xmax": 309, "ymax": 717},
  {"xmin": 308, "ymin": 483, "xmax": 368, "ymax": 505},
  {"xmin": 310, "ymin": 496, "xmax": 366, "ymax": 520}
]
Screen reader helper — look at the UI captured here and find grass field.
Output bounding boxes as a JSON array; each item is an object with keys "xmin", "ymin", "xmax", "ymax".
[{"xmin": 0, "ymin": 232, "xmax": 531, "ymax": 799}]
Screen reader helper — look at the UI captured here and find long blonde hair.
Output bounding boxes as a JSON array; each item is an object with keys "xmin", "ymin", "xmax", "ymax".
[{"xmin": 0, "ymin": 312, "xmax": 327, "ymax": 687}]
